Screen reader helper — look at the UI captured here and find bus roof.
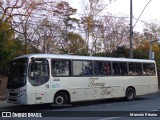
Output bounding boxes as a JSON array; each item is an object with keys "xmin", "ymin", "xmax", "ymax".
[{"xmin": 13, "ymin": 54, "xmax": 155, "ymax": 63}]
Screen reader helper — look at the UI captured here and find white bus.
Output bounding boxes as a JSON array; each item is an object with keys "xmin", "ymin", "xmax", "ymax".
[{"xmin": 7, "ymin": 54, "xmax": 158, "ymax": 105}]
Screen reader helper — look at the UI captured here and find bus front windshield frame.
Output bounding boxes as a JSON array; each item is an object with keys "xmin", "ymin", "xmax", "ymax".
[{"xmin": 7, "ymin": 58, "xmax": 28, "ymax": 89}]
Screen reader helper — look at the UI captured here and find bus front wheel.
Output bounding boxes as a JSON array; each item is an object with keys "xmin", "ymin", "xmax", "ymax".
[
  {"xmin": 54, "ymin": 92, "xmax": 69, "ymax": 105},
  {"xmin": 125, "ymin": 87, "xmax": 135, "ymax": 101}
]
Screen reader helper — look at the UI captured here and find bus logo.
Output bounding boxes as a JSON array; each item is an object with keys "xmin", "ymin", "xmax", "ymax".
[{"xmin": 2, "ymin": 112, "xmax": 11, "ymax": 117}]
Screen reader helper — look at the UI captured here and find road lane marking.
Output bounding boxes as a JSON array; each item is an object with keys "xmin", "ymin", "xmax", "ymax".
[{"xmin": 98, "ymin": 117, "xmax": 122, "ymax": 120}]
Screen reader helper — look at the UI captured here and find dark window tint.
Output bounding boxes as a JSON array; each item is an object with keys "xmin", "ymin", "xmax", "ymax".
[
  {"xmin": 129, "ymin": 63, "xmax": 142, "ymax": 75},
  {"xmin": 143, "ymin": 63, "xmax": 156, "ymax": 76},
  {"xmin": 120, "ymin": 62, "xmax": 128, "ymax": 75},
  {"xmin": 7, "ymin": 58, "xmax": 28, "ymax": 89},
  {"xmin": 94, "ymin": 61, "xmax": 111, "ymax": 75},
  {"xmin": 112, "ymin": 62, "xmax": 128, "ymax": 75},
  {"xmin": 73, "ymin": 61, "xmax": 92, "ymax": 76},
  {"xmin": 51, "ymin": 59, "xmax": 70, "ymax": 76},
  {"xmin": 112, "ymin": 62, "xmax": 121, "ymax": 75}
]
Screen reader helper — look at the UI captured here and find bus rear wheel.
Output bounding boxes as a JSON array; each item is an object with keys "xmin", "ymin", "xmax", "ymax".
[
  {"xmin": 125, "ymin": 87, "xmax": 135, "ymax": 101},
  {"xmin": 54, "ymin": 92, "xmax": 69, "ymax": 105}
]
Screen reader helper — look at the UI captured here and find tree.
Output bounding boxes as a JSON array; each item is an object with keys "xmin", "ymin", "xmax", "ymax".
[
  {"xmin": 65, "ymin": 32, "xmax": 88, "ymax": 55},
  {"xmin": 13, "ymin": 0, "xmax": 50, "ymax": 54},
  {"xmin": 33, "ymin": 18, "xmax": 62, "ymax": 53},
  {"xmin": 0, "ymin": 0, "xmax": 26, "ymax": 56},
  {"xmin": 0, "ymin": 0, "xmax": 44, "ymax": 74},
  {"xmin": 0, "ymin": 0, "xmax": 26, "ymax": 22},
  {"xmin": 97, "ymin": 15, "xmax": 130, "ymax": 53},
  {"xmin": 0, "ymin": 20, "xmax": 25, "ymax": 74},
  {"xmin": 80, "ymin": 0, "xmax": 115, "ymax": 54},
  {"xmin": 28, "ymin": 1, "xmax": 79, "ymax": 54},
  {"xmin": 54, "ymin": 1, "xmax": 78, "ymax": 53},
  {"xmin": 93, "ymin": 46, "xmax": 129, "ymax": 58},
  {"xmin": 143, "ymin": 22, "xmax": 160, "ymax": 71},
  {"xmin": 0, "ymin": 0, "xmax": 50, "ymax": 54}
]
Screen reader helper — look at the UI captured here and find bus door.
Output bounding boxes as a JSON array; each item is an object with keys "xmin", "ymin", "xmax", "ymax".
[{"xmin": 29, "ymin": 58, "xmax": 50, "ymax": 104}]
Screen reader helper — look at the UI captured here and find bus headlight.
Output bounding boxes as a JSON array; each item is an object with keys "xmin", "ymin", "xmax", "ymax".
[{"xmin": 18, "ymin": 91, "xmax": 23, "ymax": 96}]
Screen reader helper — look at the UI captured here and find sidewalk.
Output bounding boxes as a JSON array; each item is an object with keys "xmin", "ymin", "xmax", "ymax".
[
  {"xmin": 0, "ymin": 100, "xmax": 17, "ymax": 108},
  {"xmin": 0, "ymin": 100, "xmax": 10, "ymax": 108}
]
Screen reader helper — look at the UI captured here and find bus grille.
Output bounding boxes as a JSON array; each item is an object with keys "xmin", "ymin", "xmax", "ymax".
[
  {"xmin": 8, "ymin": 98, "xmax": 17, "ymax": 102},
  {"xmin": 9, "ymin": 93, "xmax": 18, "ymax": 96}
]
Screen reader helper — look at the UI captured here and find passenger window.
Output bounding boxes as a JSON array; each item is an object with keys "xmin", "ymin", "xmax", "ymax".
[
  {"xmin": 112, "ymin": 62, "xmax": 128, "ymax": 75},
  {"xmin": 112, "ymin": 62, "xmax": 121, "ymax": 75},
  {"xmin": 29, "ymin": 58, "xmax": 49, "ymax": 86},
  {"xmin": 73, "ymin": 61, "xmax": 92, "ymax": 76},
  {"xmin": 51, "ymin": 59, "xmax": 70, "ymax": 76},
  {"xmin": 120, "ymin": 62, "xmax": 128, "ymax": 75},
  {"xmin": 94, "ymin": 61, "xmax": 111, "ymax": 75},
  {"xmin": 129, "ymin": 63, "xmax": 142, "ymax": 75},
  {"xmin": 143, "ymin": 63, "xmax": 156, "ymax": 76}
]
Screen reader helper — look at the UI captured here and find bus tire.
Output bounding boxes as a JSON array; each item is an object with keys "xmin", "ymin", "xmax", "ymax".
[
  {"xmin": 125, "ymin": 87, "xmax": 135, "ymax": 101},
  {"xmin": 54, "ymin": 92, "xmax": 68, "ymax": 105}
]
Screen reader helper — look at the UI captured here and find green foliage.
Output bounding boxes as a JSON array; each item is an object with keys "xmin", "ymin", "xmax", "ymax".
[
  {"xmin": 0, "ymin": 21, "xmax": 25, "ymax": 74},
  {"xmin": 153, "ymin": 44, "xmax": 160, "ymax": 72},
  {"xmin": 134, "ymin": 49, "xmax": 148, "ymax": 59},
  {"xmin": 0, "ymin": 21, "xmax": 13, "ymax": 73},
  {"xmin": 55, "ymin": 1, "xmax": 78, "ymax": 29},
  {"xmin": 93, "ymin": 46, "xmax": 149, "ymax": 59},
  {"xmin": 93, "ymin": 46, "xmax": 129, "ymax": 58},
  {"xmin": 155, "ymin": 55, "xmax": 160, "ymax": 72},
  {"xmin": 60, "ymin": 32, "xmax": 89, "ymax": 55}
]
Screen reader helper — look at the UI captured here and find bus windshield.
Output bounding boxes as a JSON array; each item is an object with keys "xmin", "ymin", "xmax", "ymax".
[{"xmin": 7, "ymin": 58, "xmax": 28, "ymax": 89}]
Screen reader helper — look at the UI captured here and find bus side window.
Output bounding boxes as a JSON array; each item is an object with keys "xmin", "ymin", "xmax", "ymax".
[
  {"xmin": 120, "ymin": 62, "xmax": 128, "ymax": 75},
  {"xmin": 51, "ymin": 59, "xmax": 70, "ymax": 76},
  {"xmin": 104, "ymin": 62, "xmax": 111, "ymax": 75},
  {"xmin": 94, "ymin": 61, "xmax": 111, "ymax": 76},
  {"xmin": 112, "ymin": 62, "xmax": 121, "ymax": 75},
  {"xmin": 129, "ymin": 63, "xmax": 142, "ymax": 76},
  {"xmin": 112, "ymin": 62, "xmax": 128, "ymax": 76},
  {"xmin": 143, "ymin": 63, "xmax": 155, "ymax": 76},
  {"xmin": 73, "ymin": 61, "xmax": 93, "ymax": 76}
]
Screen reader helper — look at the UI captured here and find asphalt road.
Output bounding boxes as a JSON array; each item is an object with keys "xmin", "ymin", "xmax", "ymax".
[{"xmin": 1, "ymin": 93, "xmax": 160, "ymax": 120}]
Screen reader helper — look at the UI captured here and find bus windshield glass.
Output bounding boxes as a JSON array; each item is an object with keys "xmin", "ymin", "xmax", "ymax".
[{"xmin": 7, "ymin": 58, "xmax": 28, "ymax": 89}]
